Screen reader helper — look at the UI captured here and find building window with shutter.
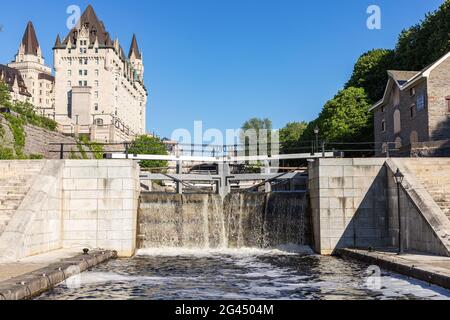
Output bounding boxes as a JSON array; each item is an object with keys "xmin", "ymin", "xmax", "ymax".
[{"xmin": 416, "ymin": 93, "xmax": 425, "ymax": 111}]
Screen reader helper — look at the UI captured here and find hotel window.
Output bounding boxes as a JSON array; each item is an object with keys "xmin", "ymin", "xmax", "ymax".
[
  {"xmin": 95, "ymin": 91, "xmax": 99, "ymax": 98},
  {"xmin": 84, "ymin": 70, "xmax": 88, "ymax": 76},
  {"xmin": 84, "ymin": 58, "xmax": 88, "ymax": 65},
  {"xmin": 67, "ymin": 81, "xmax": 71, "ymax": 87},
  {"xmin": 79, "ymin": 59, "xmax": 83, "ymax": 65},
  {"xmin": 95, "ymin": 80, "xmax": 99, "ymax": 87},
  {"xmin": 410, "ymin": 104, "xmax": 416, "ymax": 119},
  {"xmin": 381, "ymin": 120, "xmax": 386, "ymax": 132},
  {"xmin": 94, "ymin": 103, "xmax": 99, "ymax": 111},
  {"xmin": 95, "ymin": 48, "xmax": 99, "ymax": 54},
  {"xmin": 78, "ymin": 81, "xmax": 83, "ymax": 86},
  {"xmin": 95, "ymin": 58, "xmax": 99, "ymax": 65},
  {"xmin": 79, "ymin": 70, "xmax": 83, "ymax": 76},
  {"xmin": 68, "ymin": 49, "xmax": 71, "ymax": 54},
  {"xmin": 416, "ymin": 93, "xmax": 425, "ymax": 111},
  {"xmin": 95, "ymin": 69, "xmax": 99, "ymax": 76},
  {"xmin": 84, "ymin": 81, "xmax": 88, "ymax": 86}
]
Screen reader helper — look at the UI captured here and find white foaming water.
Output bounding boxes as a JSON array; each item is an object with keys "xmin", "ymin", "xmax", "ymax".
[{"xmin": 136, "ymin": 244, "xmax": 315, "ymax": 257}]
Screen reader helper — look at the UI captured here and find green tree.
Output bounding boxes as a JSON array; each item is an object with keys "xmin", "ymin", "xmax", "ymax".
[
  {"xmin": 395, "ymin": 0, "xmax": 450, "ymax": 70},
  {"xmin": 300, "ymin": 88, "xmax": 372, "ymax": 146},
  {"xmin": 279, "ymin": 121, "xmax": 308, "ymax": 154},
  {"xmin": 128, "ymin": 135, "xmax": 168, "ymax": 169},
  {"xmin": 345, "ymin": 49, "xmax": 396, "ymax": 103},
  {"xmin": 241, "ymin": 118, "xmax": 273, "ymax": 155},
  {"xmin": 0, "ymin": 81, "xmax": 12, "ymax": 107}
]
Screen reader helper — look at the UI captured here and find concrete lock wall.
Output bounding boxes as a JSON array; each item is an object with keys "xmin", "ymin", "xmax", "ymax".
[
  {"xmin": 309, "ymin": 158, "xmax": 450, "ymax": 256},
  {"xmin": 308, "ymin": 158, "xmax": 389, "ymax": 255},
  {"xmin": 62, "ymin": 160, "xmax": 141, "ymax": 257},
  {"xmin": 0, "ymin": 160, "xmax": 140, "ymax": 261}
]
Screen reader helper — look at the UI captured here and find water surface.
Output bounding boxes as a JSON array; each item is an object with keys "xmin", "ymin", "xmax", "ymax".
[{"xmin": 37, "ymin": 248, "xmax": 450, "ymax": 300}]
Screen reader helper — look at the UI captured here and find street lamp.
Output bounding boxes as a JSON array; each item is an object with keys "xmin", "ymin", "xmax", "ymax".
[
  {"xmin": 393, "ymin": 168, "xmax": 404, "ymax": 255},
  {"xmin": 314, "ymin": 126, "xmax": 320, "ymax": 154}
]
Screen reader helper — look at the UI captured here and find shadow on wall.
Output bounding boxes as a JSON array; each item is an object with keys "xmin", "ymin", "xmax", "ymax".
[{"xmin": 335, "ymin": 168, "xmax": 390, "ymax": 250}]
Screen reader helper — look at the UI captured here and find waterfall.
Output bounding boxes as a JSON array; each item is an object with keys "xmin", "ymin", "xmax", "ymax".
[{"xmin": 138, "ymin": 192, "xmax": 310, "ymax": 249}]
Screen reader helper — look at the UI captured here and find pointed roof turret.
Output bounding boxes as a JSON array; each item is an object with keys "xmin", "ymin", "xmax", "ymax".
[
  {"xmin": 21, "ymin": 21, "xmax": 40, "ymax": 55},
  {"xmin": 128, "ymin": 34, "xmax": 142, "ymax": 60},
  {"xmin": 54, "ymin": 34, "xmax": 62, "ymax": 48}
]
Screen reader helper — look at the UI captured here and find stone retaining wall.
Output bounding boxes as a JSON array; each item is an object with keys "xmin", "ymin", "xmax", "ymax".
[{"xmin": 0, "ymin": 160, "xmax": 140, "ymax": 261}]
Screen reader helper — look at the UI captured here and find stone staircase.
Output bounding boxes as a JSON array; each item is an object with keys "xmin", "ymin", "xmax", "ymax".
[
  {"xmin": 0, "ymin": 162, "xmax": 44, "ymax": 236},
  {"xmin": 404, "ymin": 159, "xmax": 450, "ymax": 219}
]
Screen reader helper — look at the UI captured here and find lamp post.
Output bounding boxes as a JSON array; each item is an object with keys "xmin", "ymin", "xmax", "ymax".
[
  {"xmin": 314, "ymin": 126, "xmax": 320, "ymax": 154},
  {"xmin": 393, "ymin": 168, "xmax": 404, "ymax": 255}
]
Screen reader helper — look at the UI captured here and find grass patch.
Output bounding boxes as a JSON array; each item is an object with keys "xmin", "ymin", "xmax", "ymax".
[
  {"xmin": 80, "ymin": 136, "xmax": 104, "ymax": 159},
  {"xmin": 3, "ymin": 113, "xmax": 26, "ymax": 159},
  {"xmin": 12, "ymin": 102, "xmax": 57, "ymax": 131},
  {"xmin": 29, "ymin": 154, "xmax": 44, "ymax": 159},
  {"xmin": 0, "ymin": 146, "xmax": 15, "ymax": 160}
]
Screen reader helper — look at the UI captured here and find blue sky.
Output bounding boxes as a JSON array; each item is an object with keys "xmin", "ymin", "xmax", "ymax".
[{"xmin": 0, "ymin": 0, "xmax": 444, "ymax": 138}]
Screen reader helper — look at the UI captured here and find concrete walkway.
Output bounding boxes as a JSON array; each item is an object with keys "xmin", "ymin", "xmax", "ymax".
[
  {"xmin": 0, "ymin": 248, "xmax": 84, "ymax": 283},
  {"xmin": 337, "ymin": 248, "xmax": 450, "ymax": 290},
  {"xmin": 0, "ymin": 248, "xmax": 117, "ymax": 300}
]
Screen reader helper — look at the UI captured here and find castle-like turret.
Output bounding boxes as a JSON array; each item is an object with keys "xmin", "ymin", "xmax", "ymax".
[
  {"xmin": 129, "ymin": 34, "xmax": 144, "ymax": 82},
  {"xmin": 7, "ymin": 21, "xmax": 54, "ymax": 115}
]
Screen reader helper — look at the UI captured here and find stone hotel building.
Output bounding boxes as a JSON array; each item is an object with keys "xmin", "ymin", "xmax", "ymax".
[{"xmin": 0, "ymin": 5, "xmax": 147, "ymax": 143}]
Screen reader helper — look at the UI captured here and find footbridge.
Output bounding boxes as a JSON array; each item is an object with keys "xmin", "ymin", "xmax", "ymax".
[{"xmin": 108, "ymin": 151, "xmax": 336, "ymax": 197}]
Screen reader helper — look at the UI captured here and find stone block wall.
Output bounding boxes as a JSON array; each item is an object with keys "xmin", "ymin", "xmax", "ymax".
[
  {"xmin": 308, "ymin": 158, "xmax": 388, "ymax": 255},
  {"xmin": 428, "ymin": 56, "xmax": 450, "ymax": 141},
  {"xmin": 309, "ymin": 158, "xmax": 450, "ymax": 256},
  {"xmin": 0, "ymin": 160, "xmax": 140, "ymax": 261},
  {"xmin": 386, "ymin": 159, "xmax": 450, "ymax": 256},
  {"xmin": 62, "ymin": 160, "xmax": 141, "ymax": 257}
]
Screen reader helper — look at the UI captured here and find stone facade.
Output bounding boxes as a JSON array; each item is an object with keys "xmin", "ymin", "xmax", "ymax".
[
  {"xmin": 371, "ymin": 52, "xmax": 450, "ymax": 156},
  {"xmin": 53, "ymin": 5, "xmax": 147, "ymax": 142},
  {"xmin": 7, "ymin": 22, "xmax": 55, "ymax": 118}
]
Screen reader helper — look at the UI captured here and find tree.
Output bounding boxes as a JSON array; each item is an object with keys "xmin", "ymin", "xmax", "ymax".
[
  {"xmin": 299, "ymin": 87, "xmax": 372, "ymax": 147},
  {"xmin": 241, "ymin": 118, "xmax": 273, "ymax": 155},
  {"xmin": 395, "ymin": 0, "xmax": 450, "ymax": 70},
  {"xmin": 128, "ymin": 135, "xmax": 168, "ymax": 169},
  {"xmin": 0, "ymin": 81, "xmax": 12, "ymax": 107},
  {"xmin": 345, "ymin": 49, "xmax": 396, "ymax": 103},
  {"xmin": 279, "ymin": 121, "xmax": 308, "ymax": 154}
]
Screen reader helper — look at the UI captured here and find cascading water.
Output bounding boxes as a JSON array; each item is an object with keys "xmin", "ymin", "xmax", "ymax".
[{"xmin": 138, "ymin": 192, "xmax": 310, "ymax": 249}]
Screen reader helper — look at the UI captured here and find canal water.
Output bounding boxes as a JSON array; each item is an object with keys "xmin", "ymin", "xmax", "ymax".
[{"xmin": 37, "ymin": 247, "xmax": 450, "ymax": 300}]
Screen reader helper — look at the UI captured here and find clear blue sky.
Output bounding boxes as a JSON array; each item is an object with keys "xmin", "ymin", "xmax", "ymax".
[{"xmin": 0, "ymin": 0, "xmax": 444, "ymax": 138}]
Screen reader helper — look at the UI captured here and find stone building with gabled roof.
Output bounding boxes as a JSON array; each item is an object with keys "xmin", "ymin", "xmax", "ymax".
[
  {"xmin": 0, "ymin": 64, "xmax": 32, "ymax": 102},
  {"xmin": 370, "ymin": 52, "xmax": 450, "ymax": 157},
  {"xmin": 53, "ymin": 5, "xmax": 147, "ymax": 142}
]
